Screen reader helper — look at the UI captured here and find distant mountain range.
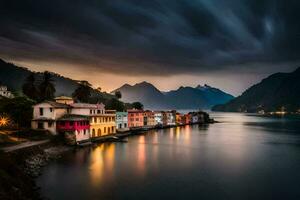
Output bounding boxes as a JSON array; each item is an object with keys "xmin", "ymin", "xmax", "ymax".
[
  {"xmin": 0, "ymin": 59, "xmax": 114, "ymax": 99},
  {"xmin": 112, "ymin": 82, "xmax": 234, "ymax": 109},
  {"xmin": 212, "ymin": 67, "xmax": 300, "ymax": 112}
]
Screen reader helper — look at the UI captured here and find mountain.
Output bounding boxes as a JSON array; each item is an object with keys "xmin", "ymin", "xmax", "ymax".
[
  {"xmin": 0, "ymin": 58, "xmax": 114, "ymax": 99},
  {"xmin": 112, "ymin": 82, "xmax": 234, "ymax": 110},
  {"xmin": 212, "ymin": 67, "xmax": 300, "ymax": 112},
  {"xmin": 111, "ymin": 82, "xmax": 167, "ymax": 108}
]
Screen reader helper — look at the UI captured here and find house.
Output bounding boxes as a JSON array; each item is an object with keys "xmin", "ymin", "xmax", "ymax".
[
  {"xmin": 189, "ymin": 111, "xmax": 208, "ymax": 124},
  {"xmin": 127, "ymin": 109, "xmax": 144, "ymax": 128},
  {"xmin": 31, "ymin": 101, "xmax": 70, "ymax": 134},
  {"xmin": 154, "ymin": 111, "xmax": 163, "ymax": 126},
  {"xmin": 57, "ymin": 115, "xmax": 90, "ymax": 145},
  {"xmin": 54, "ymin": 96, "xmax": 74, "ymax": 105},
  {"xmin": 176, "ymin": 113, "xmax": 183, "ymax": 125},
  {"xmin": 165, "ymin": 110, "xmax": 176, "ymax": 126},
  {"xmin": 70, "ymin": 103, "xmax": 116, "ymax": 138},
  {"xmin": 0, "ymin": 85, "xmax": 14, "ymax": 98},
  {"xmin": 143, "ymin": 110, "xmax": 155, "ymax": 127},
  {"xmin": 116, "ymin": 112, "xmax": 128, "ymax": 131},
  {"xmin": 181, "ymin": 114, "xmax": 191, "ymax": 125}
]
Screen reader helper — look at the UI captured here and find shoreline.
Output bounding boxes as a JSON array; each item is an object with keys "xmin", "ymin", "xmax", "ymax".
[{"xmin": 1, "ymin": 121, "xmax": 214, "ymax": 200}]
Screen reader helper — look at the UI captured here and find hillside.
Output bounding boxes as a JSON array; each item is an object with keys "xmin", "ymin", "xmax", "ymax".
[
  {"xmin": 0, "ymin": 58, "xmax": 114, "ymax": 100},
  {"xmin": 212, "ymin": 67, "xmax": 300, "ymax": 112},
  {"xmin": 113, "ymin": 82, "xmax": 234, "ymax": 110}
]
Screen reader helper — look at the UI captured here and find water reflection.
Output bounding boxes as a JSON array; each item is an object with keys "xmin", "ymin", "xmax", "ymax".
[
  {"xmin": 137, "ymin": 136, "xmax": 146, "ymax": 176},
  {"xmin": 37, "ymin": 113, "xmax": 300, "ymax": 200}
]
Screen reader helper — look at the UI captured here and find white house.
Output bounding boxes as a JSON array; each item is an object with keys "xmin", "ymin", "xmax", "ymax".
[
  {"xmin": 0, "ymin": 85, "xmax": 14, "ymax": 98},
  {"xmin": 116, "ymin": 112, "xmax": 128, "ymax": 131},
  {"xmin": 70, "ymin": 103, "xmax": 105, "ymax": 116},
  {"xmin": 31, "ymin": 101, "xmax": 70, "ymax": 134},
  {"xmin": 166, "ymin": 111, "xmax": 176, "ymax": 126},
  {"xmin": 154, "ymin": 111, "xmax": 163, "ymax": 125}
]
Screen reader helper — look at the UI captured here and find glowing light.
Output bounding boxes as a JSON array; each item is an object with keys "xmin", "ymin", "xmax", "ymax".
[{"xmin": 0, "ymin": 116, "xmax": 10, "ymax": 126}]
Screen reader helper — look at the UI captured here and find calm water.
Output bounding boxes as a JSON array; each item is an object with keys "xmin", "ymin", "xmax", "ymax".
[{"xmin": 37, "ymin": 113, "xmax": 300, "ymax": 200}]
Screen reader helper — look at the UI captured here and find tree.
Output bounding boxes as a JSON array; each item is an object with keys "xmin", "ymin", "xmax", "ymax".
[
  {"xmin": 115, "ymin": 91, "xmax": 122, "ymax": 99},
  {"xmin": 72, "ymin": 81, "xmax": 92, "ymax": 103},
  {"xmin": 39, "ymin": 71, "xmax": 56, "ymax": 101},
  {"xmin": 132, "ymin": 102, "xmax": 144, "ymax": 110},
  {"xmin": 22, "ymin": 73, "xmax": 39, "ymax": 101},
  {"xmin": 96, "ymin": 87, "xmax": 102, "ymax": 92},
  {"xmin": 105, "ymin": 98, "xmax": 125, "ymax": 111}
]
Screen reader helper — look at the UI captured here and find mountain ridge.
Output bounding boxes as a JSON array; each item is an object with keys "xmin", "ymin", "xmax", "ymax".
[
  {"xmin": 113, "ymin": 82, "xmax": 234, "ymax": 109},
  {"xmin": 212, "ymin": 67, "xmax": 300, "ymax": 112}
]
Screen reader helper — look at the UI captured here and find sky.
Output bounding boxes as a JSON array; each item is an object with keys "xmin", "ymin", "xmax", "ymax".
[{"xmin": 0, "ymin": 0, "xmax": 300, "ymax": 96}]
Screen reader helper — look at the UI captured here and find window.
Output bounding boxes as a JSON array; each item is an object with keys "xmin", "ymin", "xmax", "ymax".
[
  {"xmin": 97, "ymin": 110, "xmax": 100, "ymax": 114},
  {"xmin": 119, "ymin": 124, "xmax": 122, "ymax": 129},
  {"xmin": 48, "ymin": 122, "xmax": 53, "ymax": 127},
  {"xmin": 70, "ymin": 121, "xmax": 74, "ymax": 126},
  {"xmin": 39, "ymin": 108, "xmax": 44, "ymax": 116},
  {"xmin": 84, "ymin": 130, "xmax": 86, "ymax": 135},
  {"xmin": 90, "ymin": 110, "xmax": 93, "ymax": 114},
  {"xmin": 92, "ymin": 129, "xmax": 95, "ymax": 137},
  {"xmin": 98, "ymin": 129, "xmax": 101, "ymax": 136},
  {"xmin": 38, "ymin": 122, "xmax": 44, "ymax": 129},
  {"xmin": 104, "ymin": 127, "xmax": 106, "ymax": 133},
  {"xmin": 60, "ymin": 121, "xmax": 65, "ymax": 126},
  {"xmin": 50, "ymin": 108, "xmax": 53, "ymax": 112},
  {"xmin": 124, "ymin": 123, "xmax": 127, "ymax": 128}
]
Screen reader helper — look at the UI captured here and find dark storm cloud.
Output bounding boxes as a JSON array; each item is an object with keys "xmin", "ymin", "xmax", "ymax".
[{"xmin": 0, "ymin": 0, "xmax": 299, "ymax": 75}]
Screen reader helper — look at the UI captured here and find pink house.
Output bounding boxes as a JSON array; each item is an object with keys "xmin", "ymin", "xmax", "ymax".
[
  {"xmin": 127, "ymin": 109, "xmax": 144, "ymax": 128},
  {"xmin": 57, "ymin": 115, "xmax": 90, "ymax": 145}
]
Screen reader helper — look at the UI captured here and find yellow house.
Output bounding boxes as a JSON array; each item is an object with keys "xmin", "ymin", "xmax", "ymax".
[
  {"xmin": 69, "ymin": 103, "xmax": 116, "ymax": 138},
  {"xmin": 90, "ymin": 112, "xmax": 116, "ymax": 137}
]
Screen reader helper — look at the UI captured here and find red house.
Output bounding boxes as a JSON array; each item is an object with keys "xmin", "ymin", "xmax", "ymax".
[
  {"xmin": 57, "ymin": 115, "xmax": 90, "ymax": 145},
  {"xmin": 127, "ymin": 109, "xmax": 144, "ymax": 128}
]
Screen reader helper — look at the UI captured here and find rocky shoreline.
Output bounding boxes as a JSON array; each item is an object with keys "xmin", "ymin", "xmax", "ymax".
[{"xmin": 0, "ymin": 142, "xmax": 72, "ymax": 200}]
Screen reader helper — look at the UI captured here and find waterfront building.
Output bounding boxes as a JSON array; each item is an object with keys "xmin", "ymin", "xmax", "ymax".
[
  {"xmin": 181, "ymin": 114, "xmax": 191, "ymax": 125},
  {"xmin": 70, "ymin": 103, "xmax": 116, "ymax": 138},
  {"xmin": 166, "ymin": 110, "xmax": 176, "ymax": 126},
  {"xmin": 189, "ymin": 111, "xmax": 208, "ymax": 124},
  {"xmin": 31, "ymin": 101, "xmax": 70, "ymax": 134},
  {"xmin": 70, "ymin": 103, "xmax": 105, "ymax": 116},
  {"xmin": 0, "ymin": 85, "xmax": 14, "ymax": 98},
  {"xmin": 176, "ymin": 113, "xmax": 183, "ymax": 125},
  {"xmin": 128, "ymin": 109, "xmax": 144, "ymax": 128},
  {"xmin": 154, "ymin": 111, "xmax": 163, "ymax": 126},
  {"xmin": 116, "ymin": 112, "xmax": 128, "ymax": 131},
  {"xmin": 143, "ymin": 110, "xmax": 155, "ymax": 126},
  {"xmin": 54, "ymin": 96, "xmax": 74, "ymax": 105},
  {"xmin": 57, "ymin": 115, "xmax": 90, "ymax": 145}
]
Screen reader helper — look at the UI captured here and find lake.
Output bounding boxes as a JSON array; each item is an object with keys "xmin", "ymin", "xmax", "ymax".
[{"xmin": 37, "ymin": 112, "xmax": 300, "ymax": 200}]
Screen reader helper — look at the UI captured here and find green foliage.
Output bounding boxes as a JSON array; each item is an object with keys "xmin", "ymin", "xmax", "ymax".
[
  {"xmin": 131, "ymin": 102, "xmax": 144, "ymax": 110},
  {"xmin": 39, "ymin": 71, "xmax": 56, "ymax": 101},
  {"xmin": 115, "ymin": 91, "xmax": 122, "ymax": 99},
  {"xmin": 0, "ymin": 96, "xmax": 35, "ymax": 128},
  {"xmin": 22, "ymin": 73, "xmax": 39, "ymax": 101},
  {"xmin": 105, "ymin": 98, "xmax": 125, "ymax": 111},
  {"xmin": 72, "ymin": 81, "xmax": 92, "ymax": 103}
]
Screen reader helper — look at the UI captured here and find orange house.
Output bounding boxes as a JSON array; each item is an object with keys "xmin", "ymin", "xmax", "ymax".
[
  {"xmin": 127, "ymin": 109, "xmax": 144, "ymax": 128},
  {"xmin": 182, "ymin": 114, "xmax": 192, "ymax": 125}
]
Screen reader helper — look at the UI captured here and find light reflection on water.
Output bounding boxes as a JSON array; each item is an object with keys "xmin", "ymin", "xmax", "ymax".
[{"xmin": 37, "ymin": 113, "xmax": 300, "ymax": 200}]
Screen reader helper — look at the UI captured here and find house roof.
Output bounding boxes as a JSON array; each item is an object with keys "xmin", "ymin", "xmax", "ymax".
[
  {"xmin": 70, "ymin": 103, "xmax": 105, "ymax": 109},
  {"xmin": 54, "ymin": 96, "xmax": 73, "ymax": 100},
  {"xmin": 58, "ymin": 114, "xmax": 89, "ymax": 121},
  {"xmin": 33, "ymin": 101, "xmax": 71, "ymax": 108}
]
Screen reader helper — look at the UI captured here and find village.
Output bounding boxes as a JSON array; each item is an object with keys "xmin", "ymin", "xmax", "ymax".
[{"xmin": 32, "ymin": 96, "xmax": 211, "ymax": 145}]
